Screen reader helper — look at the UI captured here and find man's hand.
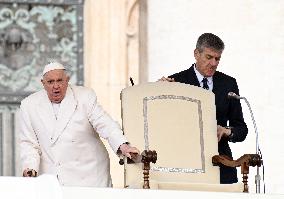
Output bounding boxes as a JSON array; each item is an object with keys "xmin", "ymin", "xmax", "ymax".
[
  {"xmin": 23, "ymin": 168, "xmax": 38, "ymax": 177},
  {"xmin": 158, "ymin": 76, "xmax": 175, "ymax": 82},
  {"xmin": 217, "ymin": 125, "xmax": 232, "ymax": 142},
  {"xmin": 119, "ymin": 143, "xmax": 140, "ymax": 159}
]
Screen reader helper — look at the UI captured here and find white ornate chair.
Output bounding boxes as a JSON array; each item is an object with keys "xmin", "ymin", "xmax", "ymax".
[{"xmin": 120, "ymin": 82, "xmax": 261, "ymax": 192}]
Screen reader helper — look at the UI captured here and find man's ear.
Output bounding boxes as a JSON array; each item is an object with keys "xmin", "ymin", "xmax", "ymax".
[{"xmin": 194, "ymin": 49, "xmax": 199, "ymax": 59}]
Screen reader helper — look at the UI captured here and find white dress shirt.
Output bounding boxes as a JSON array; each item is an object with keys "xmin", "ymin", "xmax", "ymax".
[{"xmin": 193, "ymin": 64, "xmax": 213, "ymax": 91}]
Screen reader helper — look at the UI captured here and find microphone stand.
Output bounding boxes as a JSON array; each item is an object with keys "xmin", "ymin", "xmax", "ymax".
[{"xmin": 242, "ymin": 97, "xmax": 261, "ymax": 194}]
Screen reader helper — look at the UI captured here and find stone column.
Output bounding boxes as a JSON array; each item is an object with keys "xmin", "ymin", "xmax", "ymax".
[{"xmin": 84, "ymin": 0, "xmax": 141, "ymax": 187}]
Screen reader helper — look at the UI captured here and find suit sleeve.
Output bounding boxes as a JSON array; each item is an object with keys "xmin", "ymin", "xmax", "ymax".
[
  {"xmin": 19, "ymin": 103, "xmax": 41, "ymax": 173},
  {"xmin": 86, "ymin": 90, "xmax": 127, "ymax": 153},
  {"xmin": 228, "ymin": 79, "xmax": 248, "ymax": 143}
]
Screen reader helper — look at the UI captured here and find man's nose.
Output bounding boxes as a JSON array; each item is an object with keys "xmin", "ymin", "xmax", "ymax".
[
  {"xmin": 210, "ymin": 58, "xmax": 219, "ymax": 66},
  {"xmin": 53, "ymin": 82, "xmax": 60, "ymax": 88}
]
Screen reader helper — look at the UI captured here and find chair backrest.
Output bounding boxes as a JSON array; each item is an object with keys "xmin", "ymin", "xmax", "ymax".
[{"xmin": 121, "ymin": 82, "xmax": 220, "ymax": 188}]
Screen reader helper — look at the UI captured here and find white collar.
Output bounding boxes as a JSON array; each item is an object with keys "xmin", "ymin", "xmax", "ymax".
[{"xmin": 193, "ymin": 64, "xmax": 213, "ymax": 85}]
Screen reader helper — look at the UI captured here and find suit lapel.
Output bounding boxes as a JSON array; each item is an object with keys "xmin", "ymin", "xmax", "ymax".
[
  {"xmin": 212, "ymin": 73, "xmax": 222, "ymax": 96},
  {"xmin": 37, "ymin": 90, "xmax": 57, "ymax": 139},
  {"xmin": 52, "ymin": 86, "xmax": 78, "ymax": 144},
  {"xmin": 188, "ymin": 65, "xmax": 201, "ymax": 87}
]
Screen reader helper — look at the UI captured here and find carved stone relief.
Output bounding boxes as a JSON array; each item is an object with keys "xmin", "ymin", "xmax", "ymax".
[
  {"xmin": 0, "ymin": 0, "xmax": 84, "ymax": 103},
  {"xmin": 0, "ymin": 0, "xmax": 84, "ymax": 176}
]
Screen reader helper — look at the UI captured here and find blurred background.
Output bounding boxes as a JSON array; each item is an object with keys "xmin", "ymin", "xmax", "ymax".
[{"xmin": 0, "ymin": 0, "xmax": 283, "ymax": 194}]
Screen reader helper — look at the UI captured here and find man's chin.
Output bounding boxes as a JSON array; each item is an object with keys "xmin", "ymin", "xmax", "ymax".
[
  {"xmin": 207, "ymin": 71, "xmax": 216, "ymax": 77},
  {"xmin": 51, "ymin": 98, "xmax": 63, "ymax": 103}
]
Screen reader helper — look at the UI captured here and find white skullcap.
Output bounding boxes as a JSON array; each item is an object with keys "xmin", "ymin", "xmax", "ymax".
[{"xmin": 42, "ymin": 62, "xmax": 65, "ymax": 78}]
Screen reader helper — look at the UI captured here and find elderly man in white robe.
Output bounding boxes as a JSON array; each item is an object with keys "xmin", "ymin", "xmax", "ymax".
[{"xmin": 19, "ymin": 62, "xmax": 139, "ymax": 187}]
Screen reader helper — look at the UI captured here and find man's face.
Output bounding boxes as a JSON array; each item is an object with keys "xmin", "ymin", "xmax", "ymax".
[
  {"xmin": 41, "ymin": 69, "xmax": 70, "ymax": 103},
  {"xmin": 194, "ymin": 47, "xmax": 222, "ymax": 77}
]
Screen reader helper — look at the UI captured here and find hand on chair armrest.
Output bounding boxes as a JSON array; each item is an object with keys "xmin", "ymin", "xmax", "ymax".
[{"xmin": 118, "ymin": 143, "xmax": 140, "ymax": 159}]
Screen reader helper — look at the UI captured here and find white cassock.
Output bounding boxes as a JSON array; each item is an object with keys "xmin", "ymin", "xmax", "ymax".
[{"xmin": 19, "ymin": 85, "xmax": 127, "ymax": 187}]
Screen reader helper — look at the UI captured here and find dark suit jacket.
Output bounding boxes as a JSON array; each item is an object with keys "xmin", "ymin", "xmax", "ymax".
[{"xmin": 169, "ymin": 64, "xmax": 248, "ymax": 184}]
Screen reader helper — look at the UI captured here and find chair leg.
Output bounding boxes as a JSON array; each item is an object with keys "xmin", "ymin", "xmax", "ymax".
[
  {"xmin": 143, "ymin": 162, "xmax": 150, "ymax": 189},
  {"xmin": 141, "ymin": 150, "xmax": 157, "ymax": 189},
  {"xmin": 241, "ymin": 163, "xmax": 249, "ymax": 193}
]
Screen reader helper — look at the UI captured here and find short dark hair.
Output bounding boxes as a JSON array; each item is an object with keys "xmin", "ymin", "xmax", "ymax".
[{"xmin": 196, "ymin": 33, "xmax": 225, "ymax": 52}]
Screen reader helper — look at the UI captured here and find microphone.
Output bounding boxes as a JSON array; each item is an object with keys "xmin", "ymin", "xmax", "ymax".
[{"xmin": 227, "ymin": 92, "xmax": 263, "ymax": 193}]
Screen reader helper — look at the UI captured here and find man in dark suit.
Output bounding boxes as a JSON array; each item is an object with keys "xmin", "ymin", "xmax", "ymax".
[{"xmin": 160, "ymin": 33, "xmax": 248, "ymax": 184}]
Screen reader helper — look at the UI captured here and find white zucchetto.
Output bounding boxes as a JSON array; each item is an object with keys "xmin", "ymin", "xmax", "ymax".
[{"xmin": 42, "ymin": 62, "xmax": 65, "ymax": 78}]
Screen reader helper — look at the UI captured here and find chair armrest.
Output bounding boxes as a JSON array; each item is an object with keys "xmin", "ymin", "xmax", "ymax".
[
  {"xmin": 212, "ymin": 154, "xmax": 262, "ymax": 193},
  {"xmin": 212, "ymin": 154, "xmax": 262, "ymax": 168}
]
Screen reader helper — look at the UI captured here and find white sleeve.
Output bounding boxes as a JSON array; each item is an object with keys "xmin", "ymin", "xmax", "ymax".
[
  {"xmin": 86, "ymin": 90, "xmax": 127, "ymax": 153},
  {"xmin": 19, "ymin": 103, "xmax": 41, "ymax": 173}
]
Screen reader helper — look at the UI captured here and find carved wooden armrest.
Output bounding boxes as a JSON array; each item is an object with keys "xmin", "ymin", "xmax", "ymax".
[
  {"xmin": 120, "ymin": 150, "xmax": 157, "ymax": 189},
  {"xmin": 212, "ymin": 154, "xmax": 262, "ymax": 193}
]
